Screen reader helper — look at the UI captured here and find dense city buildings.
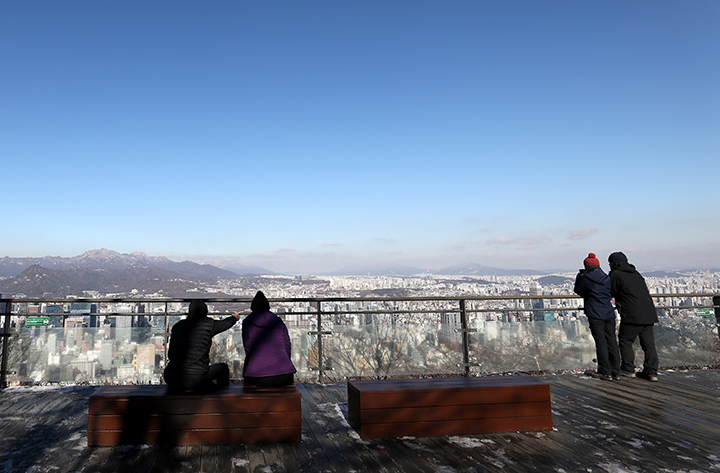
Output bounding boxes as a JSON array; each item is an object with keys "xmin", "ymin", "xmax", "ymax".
[{"xmin": 3, "ymin": 271, "xmax": 719, "ymax": 385}]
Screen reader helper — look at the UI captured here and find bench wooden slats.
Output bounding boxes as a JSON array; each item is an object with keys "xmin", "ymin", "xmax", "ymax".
[
  {"xmin": 350, "ymin": 385, "xmax": 550, "ymax": 409},
  {"xmin": 89, "ymin": 395, "xmax": 300, "ymax": 415},
  {"xmin": 358, "ymin": 401, "xmax": 551, "ymax": 424},
  {"xmin": 90, "ymin": 426, "xmax": 302, "ymax": 446},
  {"xmin": 88, "ymin": 412, "xmax": 300, "ymax": 430},
  {"xmin": 88, "ymin": 384, "xmax": 301, "ymax": 446},
  {"xmin": 348, "ymin": 376, "xmax": 553, "ymax": 439},
  {"xmin": 357, "ymin": 416, "xmax": 554, "ymax": 439}
]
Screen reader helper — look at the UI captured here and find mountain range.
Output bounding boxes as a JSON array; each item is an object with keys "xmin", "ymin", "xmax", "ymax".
[
  {"xmin": 0, "ymin": 249, "xmax": 553, "ymax": 281},
  {"xmin": 1, "ymin": 249, "xmax": 704, "ymax": 299},
  {"xmin": 324, "ymin": 262, "xmax": 548, "ymax": 277},
  {"xmin": 0, "ymin": 248, "xmax": 263, "ymax": 279},
  {"xmin": 0, "ymin": 249, "xmax": 270, "ymax": 298}
]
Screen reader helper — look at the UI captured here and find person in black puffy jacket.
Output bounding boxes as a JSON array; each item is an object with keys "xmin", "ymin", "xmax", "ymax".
[
  {"xmin": 574, "ymin": 253, "xmax": 620, "ymax": 381},
  {"xmin": 608, "ymin": 252, "xmax": 659, "ymax": 382},
  {"xmin": 163, "ymin": 300, "xmax": 239, "ymax": 392}
]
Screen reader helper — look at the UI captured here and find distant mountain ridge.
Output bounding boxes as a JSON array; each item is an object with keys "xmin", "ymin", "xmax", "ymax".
[
  {"xmin": 0, "ymin": 251, "xmax": 556, "ymax": 280},
  {"xmin": 324, "ymin": 264, "xmax": 426, "ymax": 277},
  {"xmin": 0, "ymin": 249, "xmax": 281, "ymax": 298},
  {"xmin": 0, "ymin": 248, "xmax": 252, "ymax": 279},
  {"xmin": 434, "ymin": 263, "xmax": 547, "ymax": 276},
  {"xmin": 0, "ymin": 264, "xmax": 221, "ymax": 298},
  {"xmin": 200, "ymin": 259, "xmax": 277, "ymax": 277},
  {"xmin": 324, "ymin": 262, "xmax": 548, "ymax": 277}
]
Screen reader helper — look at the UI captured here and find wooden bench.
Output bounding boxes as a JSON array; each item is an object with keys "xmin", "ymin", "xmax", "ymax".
[
  {"xmin": 347, "ymin": 376, "xmax": 552, "ymax": 439},
  {"xmin": 88, "ymin": 384, "xmax": 301, "ymax": 446}
]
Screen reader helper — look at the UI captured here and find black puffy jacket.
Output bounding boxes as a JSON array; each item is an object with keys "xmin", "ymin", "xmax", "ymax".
[
  {"xmin": 609, "ymin": 262, "xmax": 658, "ymax": 325},
  {"xmin": 165, "ymin": 314, "xmax": 237, "ymax": 376}
]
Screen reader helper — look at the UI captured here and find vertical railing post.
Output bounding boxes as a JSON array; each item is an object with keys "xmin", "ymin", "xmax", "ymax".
[
  {"xmin": 460, "ymin": 299, "xmax": 470, "ymax": 377},
  {"xmin": 308, "ymin": 301, "xmax": 332, "ymax": 383},
  {"xmin": 1, "ymin": 299, "xmax": 12, "ymax": 388},
  {"xmin": 713, "ymin": 295, "xmax": 720, "ymax": 344},
  {"xmin": 163, "ymin": 301, "xmax": 170, "ymax": 376},
  {"xmin": 316, "ymin": 302, "xmax": 324, "ymax": 383},
  {"xmin": 455, "ymin": 299, "xmax": 478, "ymax": 376}
]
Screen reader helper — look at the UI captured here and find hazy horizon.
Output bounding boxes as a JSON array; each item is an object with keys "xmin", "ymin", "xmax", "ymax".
[{"xmin": 2, "ymin": 248, "xmax": 716, "ymax": 276}]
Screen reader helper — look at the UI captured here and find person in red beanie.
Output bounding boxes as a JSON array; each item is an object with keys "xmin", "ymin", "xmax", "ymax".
[{"xmin": 574, "ymin": 253, "xmax": 620, "ymax": 381}]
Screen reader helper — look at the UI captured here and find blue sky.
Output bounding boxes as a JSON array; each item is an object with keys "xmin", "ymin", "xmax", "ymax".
[{"xmin": 2, "ymin": 1, "xmax": 719, "ymax": 274}]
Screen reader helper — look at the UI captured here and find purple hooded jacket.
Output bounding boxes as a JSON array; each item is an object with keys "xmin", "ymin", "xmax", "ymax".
[{"xmin": 241, "ymin": 310, "xmax": 296, "ymax": 378}]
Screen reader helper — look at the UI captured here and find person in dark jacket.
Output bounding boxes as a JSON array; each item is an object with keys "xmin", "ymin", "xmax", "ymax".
[
  {"xmin": 242, "ymin": 291, "xmax": 296, "ymax": 387},
  {"xmin": 608, "ymin": 252, "xmax": 659, "ymax": 382},
  {"xmin": 163, "ymin": 300, "xmax": 239, "ymax": 392},
  {"xmin": 574, "ymin": 253, "xmax": 620, "ymax": 381}
]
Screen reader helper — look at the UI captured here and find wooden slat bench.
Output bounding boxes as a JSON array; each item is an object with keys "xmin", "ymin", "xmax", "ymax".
[
  {"xmin": 88, "ymin": 384, "xmax": 301, "ymax": 446},
  {"xmin": 347, "ymin": 376, "xmax": 552, "ymax": 439}
]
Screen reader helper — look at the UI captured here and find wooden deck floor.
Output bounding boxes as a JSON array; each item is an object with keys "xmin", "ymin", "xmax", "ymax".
[{"xmin": 1, "ymin": 369, "xmax": 719, "ymax": 473}]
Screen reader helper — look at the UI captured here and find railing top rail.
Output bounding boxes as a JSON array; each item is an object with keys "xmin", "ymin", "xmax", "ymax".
[{"xmin": 2, "ymin": 292, "xmax": 718, "ymax": 305}]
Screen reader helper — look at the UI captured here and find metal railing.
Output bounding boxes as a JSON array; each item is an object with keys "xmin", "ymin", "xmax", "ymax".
[{"xmin": 2, "ymin": 293, "xmax": 719, "ymax": 387}]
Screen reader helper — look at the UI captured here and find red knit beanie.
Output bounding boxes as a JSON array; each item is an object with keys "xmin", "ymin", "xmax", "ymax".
[{"xmin": 583, "ymin": 253, "xmax": 600, "ymax": 269}]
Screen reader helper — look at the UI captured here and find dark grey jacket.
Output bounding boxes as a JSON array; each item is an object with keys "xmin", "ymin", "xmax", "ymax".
[
  {"xmin": 165, "ymin": 314, "xmax": 237, "ymax": 376},
  {"xmin": 609, "ymin": 262, "xmax": 658, "ymax": 325}
]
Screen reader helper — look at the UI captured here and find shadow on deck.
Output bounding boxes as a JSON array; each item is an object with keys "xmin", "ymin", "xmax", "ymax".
[{"xmin": 1, "ymin": 369, "xmax": 719, "ymax": 473}]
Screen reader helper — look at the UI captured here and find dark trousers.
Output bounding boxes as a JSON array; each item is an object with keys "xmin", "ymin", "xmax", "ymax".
[
  {"xmin": 618, "ymin": 323, "xmax": 659, "ymax": 375},
  {"xmin": 165, "ymin": 363, "xmax": 230, "ymax": 392},
  {"xmin": 243, "ymin": 373, "xmax": 294, "ymax": 387},
  {"xmin": 587, "ymin": 317, "xmax": 621, "ymax": 376}
]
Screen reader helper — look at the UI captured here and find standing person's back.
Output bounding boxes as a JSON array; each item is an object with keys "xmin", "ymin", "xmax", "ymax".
[
  {"xmin": 574, "ymin": 253, "xmax": 620, "ymax": 381},
  {"xmin": 242, "ymin": 291, "xmax": 296, "ymax": 387},
  {"xmin": 608, "ymin": 252, "xmax": 659, "ymax": 382}
]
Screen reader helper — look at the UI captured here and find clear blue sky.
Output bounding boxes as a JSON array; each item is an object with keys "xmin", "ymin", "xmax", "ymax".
[{"xmin": 2, "ymin": 1, "xmax": 719, "ymax": 273}]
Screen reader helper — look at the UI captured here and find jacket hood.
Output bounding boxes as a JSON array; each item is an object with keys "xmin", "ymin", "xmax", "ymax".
[
  {"xmin": 612, "ymin": 261, "xmax": 637, "ymax": 273},
  {"xmin": 247, "ymin": 310, "xmax": 280, "ymax": 328},
  {"xmin": 251, "ymin": 291, "xmax": 271, "ymax": 312},
  {"xmin": 583, "ymin": 267, "xmax": 608, "ymax": 284}
]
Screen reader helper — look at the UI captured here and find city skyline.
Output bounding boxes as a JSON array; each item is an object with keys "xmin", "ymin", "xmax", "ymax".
[{"xmin": 3, "ymin": 2, "xmax": 719, "ymax": 274}]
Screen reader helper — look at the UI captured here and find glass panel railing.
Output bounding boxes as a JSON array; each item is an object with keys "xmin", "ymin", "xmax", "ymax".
[
  {"xmin": 654, "ymin": 316, "xmax": 720, "ymax": 367},
  {"xmin": 465, "ymin": 317, "xmax": 720, "ymax": 374},
  {"xmin": 6, "ymin": 326, "xmax": 166, "ymax": 384},
  {"xmin": 468, "ymin": 319, "xmax": 596, "ymax": 373},
  {"xmin": 205, "ymin": 328, "xmax": 245, "ymax": 380},
  {"xmin": 3, "ymin": 311, "xmax": 719, "ymax": 385},
  {"xmin": 321, "ymin": 323, "xmax": 465, "ymax": 380}
]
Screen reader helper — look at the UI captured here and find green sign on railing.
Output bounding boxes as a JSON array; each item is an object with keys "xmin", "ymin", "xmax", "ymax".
[
  {"xmin": 26, "ymin": 317, "xmax": 50, "ymax": 327},
  {"xmin": 697, "ymin": 308, "xmax": 715, "ymax": 317}
]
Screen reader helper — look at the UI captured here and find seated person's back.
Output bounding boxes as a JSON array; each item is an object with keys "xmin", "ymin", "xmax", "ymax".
[
  {"xmin": 242, "ymin": 291, "xmax": 296, "ymax": 387},
  {"xmin": 164, "ymin": 300, "xmax": 238, "ymax": 392}
]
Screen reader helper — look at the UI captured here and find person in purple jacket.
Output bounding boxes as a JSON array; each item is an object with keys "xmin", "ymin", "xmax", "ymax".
[{"xmin": 242, "ymin": 291, "xmax": 296, "ymax": 387}]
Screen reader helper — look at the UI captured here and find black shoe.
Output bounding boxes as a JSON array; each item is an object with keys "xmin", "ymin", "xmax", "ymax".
[
  {"xmin": 611, "ymin": 374, "xmax": 620, "ymax": 381},
  {"xmin": 585, "ymin": 372, "xmax": 613, "ymax": 381},
  {"xmin": 619, "ymin": 370, "xmax": 636, "ymax": 378},
  {"xmin": 636, "ymin": 371, "xmax": 658, "ymax": 382}
]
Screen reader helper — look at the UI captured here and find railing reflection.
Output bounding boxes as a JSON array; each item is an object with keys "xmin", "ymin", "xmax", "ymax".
[{"xmin": 1, "ymin": 294, "xmax": 719, "ymax": 387}]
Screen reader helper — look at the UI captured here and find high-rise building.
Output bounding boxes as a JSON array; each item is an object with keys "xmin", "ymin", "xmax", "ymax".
[
  {"xmin": 115, "ymin": 316, "xmax": 132, "ymax": 343},
  {"xmin": 70, "ymin": 358, "xmax": 96, "ymax": 380},
  {"xmin": 99, "ymin": 339, "xmax": 113, "ymax": 371},
  {"xmin": 135, "ymin": 344, "xmax": 155, "ymax": 372},
  {"xmin": 440, "ymin": 312, "xmax": 462, "ymax": 345}
]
